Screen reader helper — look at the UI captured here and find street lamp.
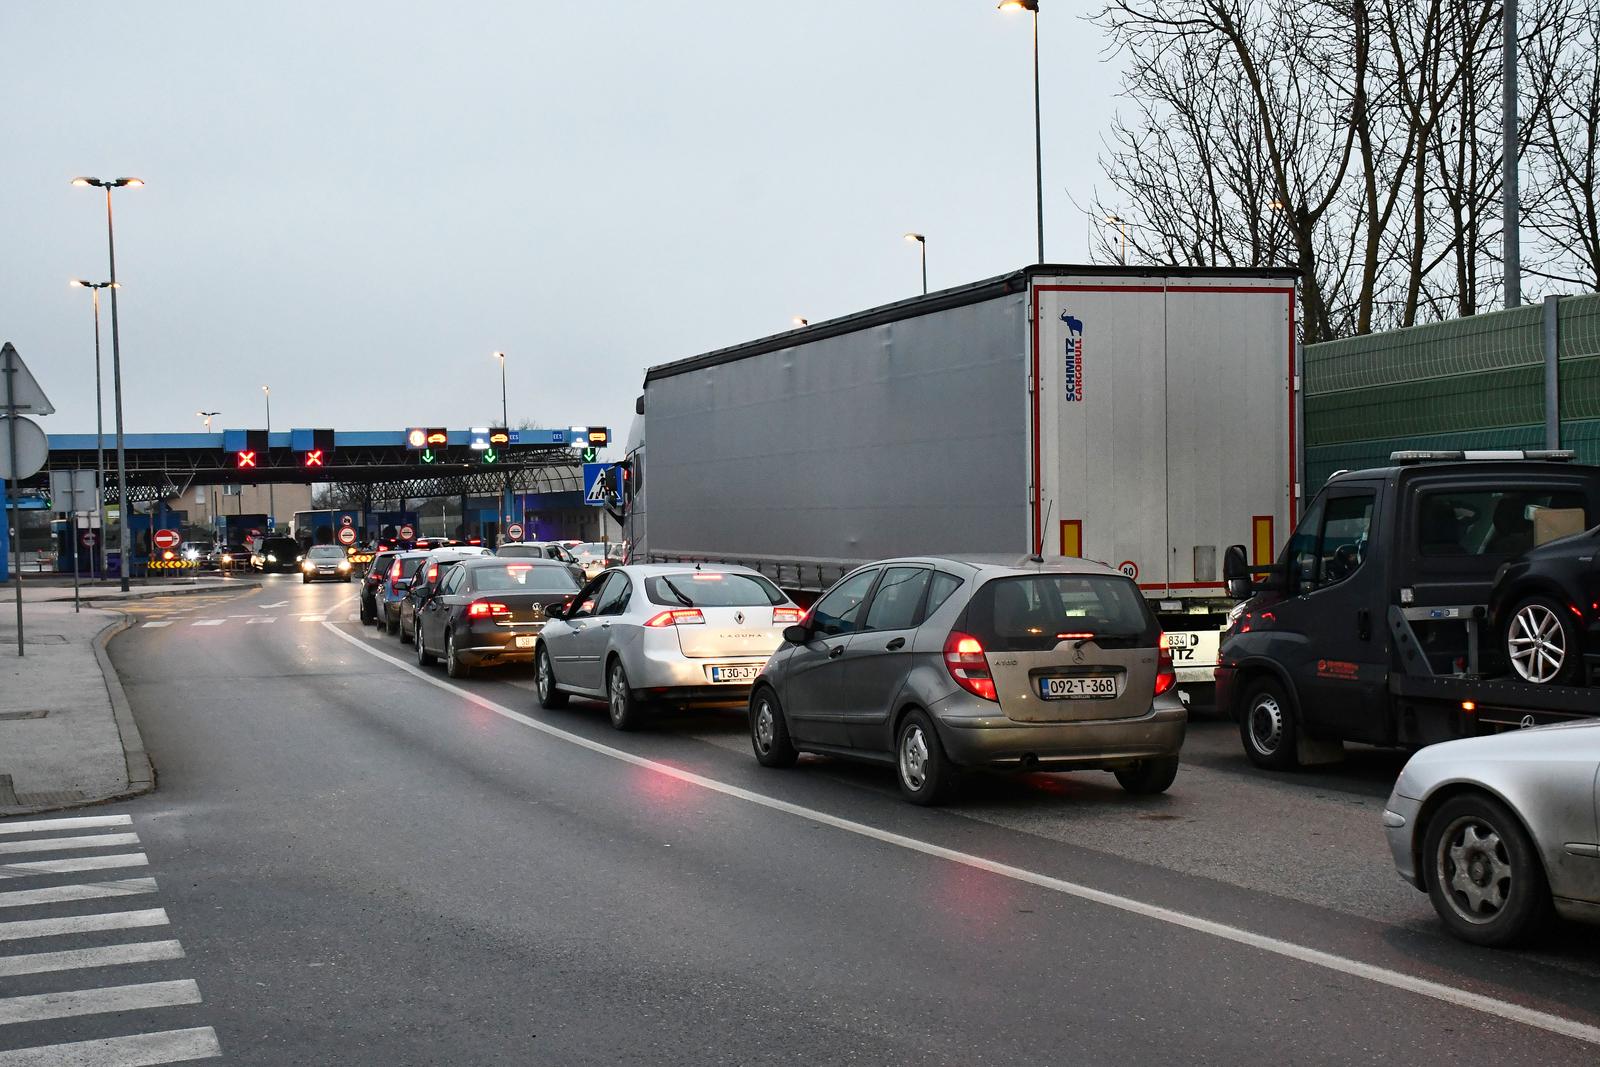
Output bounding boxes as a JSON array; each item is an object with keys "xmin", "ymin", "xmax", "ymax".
[
  {"xmin": 1105, "ymin": 215, "xmax": 1126, "ymax": 266},
  {"xmin": 998, "ymin": 0, "xmax": 1044, "ymax": 263},
  {"xmin": 904, "ymin": 233, "xmax": 927, "ymax": 295},
  {"xmin": 197, "ymin": 411, "xmax": 219, "ymax": 533},
  {"xmin": 791, "ymin": 316, "xmax": 809, "ymax": 328},
  {"xmin": 69, "ymin": 279, "xmax": 116, "ymax": 577},
  {"xmin": 495, "ymin": 351, "xmax": 511, "ymax": 541},
  {"xmin": 72, "ymin": 176, "xmax": 142, "ymax": 590},
  {"xmin": 261, "ymin": 385, "xmax": 274, "ymax": 527}
]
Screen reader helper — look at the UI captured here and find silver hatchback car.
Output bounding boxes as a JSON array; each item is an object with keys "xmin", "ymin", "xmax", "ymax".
[
  {"xmin": 748, "ymin": 557, "xmax": 1186, "ymax": 804},
  {"xmin": 534, "ymin": 564, "xmax": 804, "ymax": 729}
]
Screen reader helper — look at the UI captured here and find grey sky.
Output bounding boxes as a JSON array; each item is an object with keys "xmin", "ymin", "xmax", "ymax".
[{"xmin": 1, "ymin": 2, "xmax": 1121, "ymax": 445}]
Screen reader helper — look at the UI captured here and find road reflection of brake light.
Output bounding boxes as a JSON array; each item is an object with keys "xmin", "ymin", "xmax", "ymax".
[{"xmin": 644, "ymin": 609, "xmax": 705, "ymax": 627}]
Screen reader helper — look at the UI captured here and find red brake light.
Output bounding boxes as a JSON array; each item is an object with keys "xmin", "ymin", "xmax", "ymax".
[
  {"xmin": 644, "ymin": 608, "xmax": 706, "ymax": 627},
  {"xmin": 772, "ymin": 607, "xmax": 803, "ymax": 624},
  {"xmin": 426, "ymin": 563, "xmax": 438, "ymax": 582},
  {"xmin": 1155, "ymin": 632, "xmax": 1177, "ymax": 696},
  {"xmin": 466, "ymin": 600, "xmax": 511, "ymax": 618},
  {"xmin": 943, "ymin": 630, "xmax": 997, "ymax": 701}
]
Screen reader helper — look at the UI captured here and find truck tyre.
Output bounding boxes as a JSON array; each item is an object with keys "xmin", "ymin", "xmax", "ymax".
[
  {"xmin": 1114, "ymin": 755, "xmax": 1180, "ymax": 795},
  {"xmin": 749, "ymin": 687, "xmax": 798, "ymax": 768},
  {"xmin": 1504, "ymin": 595, "xmax": 1580, "ymax": 686},
  {"xmin": 536, "ymin": 645, "xmax": 569, "ymax": 709},
  {"xmin": 896, "ymin": 710, "xmax": 956, "ymax": 806},
  {"xmin": 1240, "ymin": 677, "xmax": 1300, "ymax": 770},
  {"xmin": 1422, "ymin": 792, "xmax": 1552, "ymax": 947}
]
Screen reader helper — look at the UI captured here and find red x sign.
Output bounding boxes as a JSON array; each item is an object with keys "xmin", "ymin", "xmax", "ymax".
[
  {"xmin": 236, "ymin": 450, "xmax": 257, "ymax": 469},
  {"xmin": 303, "ymin": 449, "xmax": 324, "ymax": 467}
]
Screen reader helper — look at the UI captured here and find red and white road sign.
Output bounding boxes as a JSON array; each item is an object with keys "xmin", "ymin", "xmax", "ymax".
[
  {"xmin": 398, "ymin": 524, "xmax": 415, "ymax": 541},
  {"xmin": 506, "ymin": 522, "xmax": 524, "ymax": 541},
  {"xmin": 153, "ymin": 529, "xmax": 181, "ymax": 551},
  {"xmin": 340, "ymin": 514, "xmax": 354, "ymax": 527},
  {"xmin": 1118, "ymin": 560, "xmax": 1139, "ymax": 581},
  {"xmin": 337, "ymin": 526, "xmax": 357, "ymax": 546},
  {"xmin": 81, "ymin": 530, "xmax": 98, "ymax": 548}
]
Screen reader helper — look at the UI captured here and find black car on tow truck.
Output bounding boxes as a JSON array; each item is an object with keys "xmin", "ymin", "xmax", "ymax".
[{"xmin": 1218, "ymin": 451, "xmax": 1600, "ymax": 770}]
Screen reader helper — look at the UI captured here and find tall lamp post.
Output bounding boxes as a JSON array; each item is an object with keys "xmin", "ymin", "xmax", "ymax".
[
  {"xmin": 904, "ymin": 233, "xmax": 928, "ymax": 295},
  {"xmin": 495, "ymin": 351, "xmax": 511, "ymax": 541},
  {"xmin": 69, "ymin": 279, "xmax": 115, "ymax": 577},
  {"xmin": 998, "ymin": 0, "xmax": 1044, "ymax": 263},
  {"xmin": 198, "ymin": 411, "xmax": 219, "ymax": 534},
  {"xmin": 261, "ymin": 385, "xmax": 274, "ymax": 527},
  {"xmin": 1502, "ymin": 0, "xmax": 1520, "ymax": 308},
  {"xmin": 1105, "ymin": 215, "xmax": 1127, "ymax": 265},
  {"xmin": 72, "ymin": 176, "xmax": 142, "ymax": 591}
]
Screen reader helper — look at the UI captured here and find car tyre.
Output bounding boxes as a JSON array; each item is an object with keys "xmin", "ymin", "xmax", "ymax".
[
  {"xmin": 1239, "ymin": 677, "xmax": 1299, "ymax": 770},
  {"xmin": 445, "ymin": 629, "xmax": 471, "ymax": 678},
  {"xmin": 385, "ymin": 611, "xmax": 399, "ymax": 636},
  {"xmin": 399, "ymin": 615, "xmax": 413, "ymax": 645},
  {"xmin": 415, "ymin": 625, "xmax": 436, "ymax": 668},
  {"xmin": 1504, "ymin": 594, "xmax": 1581, "ymax": 686},
  {"xmin": 1422, "ymin": 792, "xmax": 1552, "ymax": 947},
  {"xmin": 359, "ymin": 597, "xmax": 376, "ymax": 624},
  {"xmin": 1114, "ymin": 755, "xmax": 1180, "ymax": 794},
  {"xmin": 896, "ymin": 710, "xmax": 956, "ymax": 805},
  {"xmin": 749, "ymin": 687, "xmax": 798, "ymax": 768},
  {"xmin": 301, "ymin": 574, "xmax": 310, "ymax": 584},
  {"xmin": 606, "ymin": 658, "xmax": 644, "ymax": 731},
  {"xmin": 536, "ymin": 645, "xmax": 568, "ymax": 709}
]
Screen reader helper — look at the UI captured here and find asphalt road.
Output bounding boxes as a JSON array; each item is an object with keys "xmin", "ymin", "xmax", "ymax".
[{"xmin": 3, "ymin": 574, "xmax": 1599, "ymax": 1064}]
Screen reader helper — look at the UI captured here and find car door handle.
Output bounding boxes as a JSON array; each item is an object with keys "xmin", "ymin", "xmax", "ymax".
[
  {"xmin": 885, "ymin": 637, "xmax": 905, "ymax": 651},
  {"xmin": 1357, "ymin": 608, "xmax": 1371, "ymax": 641},
  {"xmin": 829, "ymin": 645, "xmax": 844, "ymax": 659},
  {"xmin": 600, "ymin": 621, "xmax": 611, "ymax": 629}
]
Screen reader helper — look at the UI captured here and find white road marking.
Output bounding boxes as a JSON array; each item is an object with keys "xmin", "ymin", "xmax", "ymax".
[
  {"xmin": 327, "ymin": 620, "xmax": 1600, "ymax": 1049},
  {"xmin": 0, "ymin": 1026, "xmax": 221, "ymax": 1066},
  {"xmin": 298, "ymin": 616, "xmax": 325, "ymax": 623},
  {"xmin": 0, "ymin": 834, "xmax": 140, "ymax": 856},
  {"xmin": 0, "ymin": 816, "xmax": 132, "ymax": 836},
  {"xmin": 0, "ymin": 909, "xmax": 168, "ymax": 942},
  {"xmin": 257, "ymin": 601, "xmax": 288, "ymax": 608},
  {"xmin": 0, "ymin": 855, "xmax": 149, "ymax": 880},
  {"xmin": 142, "ymin": 621, "xmax": 173, "ymax": 629},
  {"xmin": 189, "ymin": 620, "xmax": 224, "ymax": 628},
  {"xmin": 245, "ymin": 617, "xmax": 275, "ymax": 625},
  {"xmin": 0, "ymin": 880, "xmax": 158, "ymax": 909},
  {"xmin": 347, "ymin": 613, "xmax": 360, "ymax": 622},
  {"xmin": 0, "ymin": 979, "xmax": 201, "ymax": 1025},
  {"xmin": 0, "ymin": 939, "xmax": 184, "ymax": 978}
]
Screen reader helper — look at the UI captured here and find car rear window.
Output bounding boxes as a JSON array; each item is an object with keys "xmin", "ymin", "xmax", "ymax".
[
  {"xmin": 470, "ymin": 563, "xmax": 579, "ymax": 593},
  {"xmin": 496, "ymin": 545, "xmax": 541, "ymax": 558},
  {"xmin": 964, "ymin": 574, "xmax": 1156, "ymax": 651},
  {"xmin": 393, "ymin": 557, "xmax": 426, "ymax": 578},
  {"xmin": 644, "ymin": 572, "xmax": 785, "ymax": 607}
]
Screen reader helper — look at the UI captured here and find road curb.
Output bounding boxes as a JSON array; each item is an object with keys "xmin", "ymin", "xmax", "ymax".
[
  {"xmin": 74, "ymin": 577, "xmax": 263, "ymax": 605},
  {"xmin": 93, "ymin": 611, "xmax": 155, "ymax": 799}
]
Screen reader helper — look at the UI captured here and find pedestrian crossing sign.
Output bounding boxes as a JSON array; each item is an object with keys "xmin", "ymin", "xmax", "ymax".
[{"xmin": 582, "ymin": 462, "xmax": 620, "ymax": 507}]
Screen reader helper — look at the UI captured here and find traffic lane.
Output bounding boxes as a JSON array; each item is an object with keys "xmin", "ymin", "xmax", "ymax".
[
  {"xmin": 328, "ymin": 621, "xmax": 1600, "ymax": 1028},
  {"xmin": 114, "ymin": 613, "xmax": 1600, "ymax": 1064}
]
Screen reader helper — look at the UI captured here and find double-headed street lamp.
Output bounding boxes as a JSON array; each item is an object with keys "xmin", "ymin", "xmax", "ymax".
[
  {"xmin": 998, "ymin": 0, "xmax": 1044, "ymax": 263},
  {"xmin": 72, "ymin": 176, "xmax": 142, "ymax": 591},
  {"xmin": 69, "ymin": 279, "xmax": 116, "ymax": 576},
  {"xmin": 495, "ymin": 352, "xmax": 511, "ymax": 539},
  {"xmin": 903, "ymin": 233, "xmax": 928, "ymax": 295},
  {"xmin": 262, "ymin": 385, "xmax": 274, "ymax": 526},
  {"xmin": 198, "ymin": 411, "xmax": 220, "ymax": 531}
]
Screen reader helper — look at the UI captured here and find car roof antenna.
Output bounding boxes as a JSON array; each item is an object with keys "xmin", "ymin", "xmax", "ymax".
[{"xmin": 1031, "ymin": 499, "xmax": 1053, "ymax": 564}]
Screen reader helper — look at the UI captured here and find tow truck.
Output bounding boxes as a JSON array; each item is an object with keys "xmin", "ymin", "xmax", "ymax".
[{"xmin": 1217, "ymin": 451, "xmax": 1600, "ymax": 768}]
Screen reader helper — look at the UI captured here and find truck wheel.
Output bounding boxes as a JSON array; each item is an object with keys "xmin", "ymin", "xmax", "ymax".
[
  {"xmin": 1114, "ymin": 755, "xmax": 1180, "ymax": 795},
  {"xmin": 749, "ymin": 687, "xmax": 798, "ymax": 768},
  {"xmin": 896, "ymin": 710, "xmax": 956, "ymax": 805},
  {"xmin": 1504, "ymin": 595, "xmax": 1580, "ymax": 685},
  {"xmin": 1423, "ymin": 793, "xmax": 1552, "ymax": 947},
  {"xmin": 1239, "ymin": 678, "xmax": 1299, "ymax": 770}
]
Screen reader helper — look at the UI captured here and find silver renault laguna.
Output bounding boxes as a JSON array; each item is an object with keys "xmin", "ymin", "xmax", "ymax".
[{"xmin": 534, "ymin": 564, "xmax": 803, "ymax": 730}]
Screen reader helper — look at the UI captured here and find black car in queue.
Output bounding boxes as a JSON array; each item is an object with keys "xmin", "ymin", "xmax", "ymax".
[
  {"xmin": 359, "ymin": 551, "xmax": 400, "ymax": 624},
  {"xmin": 397, "ymin": 549, "xmax": 493, "ymax": 644},
  {"xmin": 413, "ymin": 558, "xmax": 580, "ymax": 678}
]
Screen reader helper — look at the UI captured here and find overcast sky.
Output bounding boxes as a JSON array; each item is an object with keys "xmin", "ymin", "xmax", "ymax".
[{"xmin": 1, "ymin": 2, "xmax": 1122, "ymax": 445}]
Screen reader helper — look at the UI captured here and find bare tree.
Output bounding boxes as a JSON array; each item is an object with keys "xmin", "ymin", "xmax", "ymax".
[{"xmin": 1522, "ymin": 1, "xmax": 1600, "ymax": 290}]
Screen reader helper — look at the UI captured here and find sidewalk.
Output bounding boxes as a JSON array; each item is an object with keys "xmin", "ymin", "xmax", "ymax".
[
  {"xmin": 16, "ymin": 575, "xmax": 258, "ymax": 603},
  {"xmin": 0, "ymin": 601, "xmax": 150, "ymax": 815}
]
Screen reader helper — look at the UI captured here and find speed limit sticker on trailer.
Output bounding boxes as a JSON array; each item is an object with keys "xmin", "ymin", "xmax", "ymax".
[{"xmin": 1166, "ymin": 630, "xmax": 1220, "ymax": 666}]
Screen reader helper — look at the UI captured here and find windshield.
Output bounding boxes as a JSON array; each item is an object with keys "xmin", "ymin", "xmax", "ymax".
[
  {"xmin": 964, "ymin": 574, "xmax": 1157, "ymax": 651},
  {"xmin": 572, "ymin": 543, "xmax": 607, "ymax": 559},
  {"xmin": 644, "ymin": 572, "xmax": 786, "ymax": 607},
  {"xmin": 471, "ymin": 563, "xmax": 580, "ymax": 593},
  {"xmin": 261, "ymin": 538, "xmax": 299, "ymax": 555},
  {"xmin": 307, "ymin": 546, "xmax": 345, "ymax": 559}
]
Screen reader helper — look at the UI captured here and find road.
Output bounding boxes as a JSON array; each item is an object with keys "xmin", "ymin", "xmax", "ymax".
[{"xmin": 2, "ymin": 575, "xmax": 1599, "ymax": 1064}]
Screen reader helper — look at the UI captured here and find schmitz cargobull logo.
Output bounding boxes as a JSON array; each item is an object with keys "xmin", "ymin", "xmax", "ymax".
[{"xmin": 1061, "ymin": 311, "xmax": 1084, "ymax": 402}]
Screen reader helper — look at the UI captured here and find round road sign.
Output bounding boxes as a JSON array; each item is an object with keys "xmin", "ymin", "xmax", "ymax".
[
  {"xmin": 398, "ymin": 524, "xmax": 415, "ymax": 541},
  {"xmin": 81, "ymin": 530, "xmax": 97, "ymax": 548},
  {"xmin": 1118, "ymin": 560, "xmax": 1139, "ymax": 581},
  {"xmin": 340, "ymin": 514, "xmax": 354, "ymax": 527},
  {"xmin": 506, "ymin": 522, "xmax": 524, "ymax": 541},
  {"xmin": 337, "ymin": 526, "xmax": 357, "ymax": 546},
  {"xmin": 153, "ymin": 529, "xmax": 181, "ymax": 551},
  {"xmin": 0, "ymin": 416, "xmax": 49, "ymax": 481}
]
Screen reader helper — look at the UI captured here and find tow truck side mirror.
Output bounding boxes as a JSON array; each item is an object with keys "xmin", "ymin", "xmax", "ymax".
[{"xmin": 1223, "ymin": 545, "xmax": 1252, "ymax": 599}]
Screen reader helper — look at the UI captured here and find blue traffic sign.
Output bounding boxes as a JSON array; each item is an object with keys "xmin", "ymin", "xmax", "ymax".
[{"xmin": 582, "ymin": 462, "xmax": 622, "ymax": 507}]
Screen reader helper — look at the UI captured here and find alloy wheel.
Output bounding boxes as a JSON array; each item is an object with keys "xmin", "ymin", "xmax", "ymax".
[
  {"xmin": 1435, "ymin": 816, "xmax": 1512, "ymax": 924},
  {"xmin": 899, "ymin": 724, "xmax": 929, "ymax": 791},
  {"xmin": 609, "ymin": 665, "xmax": 628, "ymax": 723},
  {"xmin": 537, "ymin": 654, "xmax": 552, "ymax": 700},
  {"xmin": 1507, "ymin": 603, "xmax": 1566, "ymax": 683}
]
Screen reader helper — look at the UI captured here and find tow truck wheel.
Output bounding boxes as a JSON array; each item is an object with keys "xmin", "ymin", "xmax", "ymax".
[
  {"xmin": 1240, "ymin": 678, "xmax": 1299, "ymax": 770},
  {"xmin": 1504, "ymin": 595, "xmax": 1579, "ymax": 686}
]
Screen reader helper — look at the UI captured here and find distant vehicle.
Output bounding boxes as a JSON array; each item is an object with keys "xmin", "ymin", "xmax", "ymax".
[
  {"xmin": 570, "ymin": 542, "xmax": 612, "ymax": 580},
  {"xmin": 215, "ymin": 543, "xmax": 249, "ymax": 571},
  {"xmin": 497, "ymin": 541, "xmax": 585, "ymax": 584},
  {"xmin": 535, "ymin": 564, "xmax": 802, "ymax": 730},
  {"xmin": 378, "ymin": 551, "xmax": 430, "ymax": 634},
  {"xmin": 251, "ymin": 536, "xmax": 303, "ymax": 574},
  {"xmin": 414, "ymin": 558, "xmax": 580, "ymax": 677},
  {"xmin": 301, "ymin": 544, "xmax": 353, "ymax": 583},
  {"xmin": 748, "ymin": 557, "xmax": 1183, "ymax": 804},
  {"xmin": 178, "ymin": 541, "xmax": 209, "ymax": 565},
  {"xmin": 1488, "ymin": 525, "xmax": 1600, "ymax": 686},
  {"xmin": 359, "ymin": 551, "xmax": 400, "ymax": 625},
  {"xmin": 397, "ymin": 548, "xmax": 492, "ymax": 644},
  {"xmin": 1384, "ymin": 721, "xmax": 1600, "ymax": 946}
]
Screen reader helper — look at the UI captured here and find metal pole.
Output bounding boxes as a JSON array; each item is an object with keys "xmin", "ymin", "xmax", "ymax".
[
  {"xmin": 920, "ymin": 242, "xmax": 928, "ymax": 296},
  {"xmin": 105, "ymin": 187, "xmax": 131, "ymax": 593},
  {"xmin": 5, "ymin": 346, "xmax": 24, "ymax": 654},
  {"xmin": 1031, "ymin": 6, "xmax": 1044, "ymax": 264},
  {"xmin": 1544, "ymin": 295, "xmax": 1561, "ymax": 448},
  {"xmin": 264, "ymin": 389, "xmax": 275, "ymax": 528},
  {"xmin": 1503, "ymin": 0, "xmax": 1521, "ymax": 308},
  {"xmin": 500, "ymin": 354, "xmax": 510, "ymax": 542},
  {"xmin": 92, "ymin": 288, "xmax": 106, "ymax": 578},
  {"xmin": 72, "ymin": 516, "xmax": 80, "ymax": 613}
]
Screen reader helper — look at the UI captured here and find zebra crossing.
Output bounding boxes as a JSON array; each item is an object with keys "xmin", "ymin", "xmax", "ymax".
[{"xmin": 0, "ymin": 814, "xmax": 220, "ymax": 1065}]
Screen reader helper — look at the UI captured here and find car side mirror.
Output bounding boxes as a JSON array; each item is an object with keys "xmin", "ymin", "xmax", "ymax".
[
  {"xmin": 782, "ymin": 624, "xmax": 810, "ymax": 645},
  {"xmin": 547, "ymin": 600, "xmax": 569, "ymax": 620}
]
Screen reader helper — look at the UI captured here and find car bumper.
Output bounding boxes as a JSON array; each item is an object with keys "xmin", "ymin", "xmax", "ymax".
[
  {"xmin": 625, "ymin": 647, "xmax": 772, "ymax": 705},
  {"xmin": 1383, "ymin": 794, "xmax": 1424, "ymax": 890},
  {"xmin": 932, "ymin": 696, "xmax": 1188, "ymax": 769},
  {"xmin": 302, "ymin": 569, "xmax": 351, "ymax": 581},
  {"xmin": 459, "ymin": 622, "xmax": 546, "ymax": 666}
]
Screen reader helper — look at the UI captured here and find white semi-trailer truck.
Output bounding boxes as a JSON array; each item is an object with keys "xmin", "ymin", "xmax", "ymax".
[{"xmin": 623, "ymin": 265, "xmax": 1300, "ymax": 708}]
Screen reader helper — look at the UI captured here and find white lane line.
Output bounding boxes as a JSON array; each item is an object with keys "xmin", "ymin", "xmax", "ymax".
[
  {"xmin": 0, "ymin": 1026, "xmax": 222, "ymax": 1066},
  {"xmin": 190, "ymin": 619, "xmax": 224, "ymax": 627},
  {"xmin": 326, "ymin": 620, "xmax": 1600, "ymax": 1049},
  {"xmin": 258, "ymin": 601, "xmax": 288, "ymax": 608},
  {"xmin": 0, "ymin": 879, "xmax": 158, "ymax": 909},
  {"xmin": 347, "ymin": 613, "xmax": 360, "ymax": 622},
  {"xmin": 0, "ymin": 939, "xmax": 185, "ymax": 978},
  {"xmin": 0, "ymin": 979, "xmax": 201, "ymax": 1025},
  {"xmin": 0, "ymin": 816, "xmax": 132, "ymax": 836},
  {"xmin": 328, "ymin": 591, "xmax": 361, "ymax": 611},
  {"xmin": 142, "ymin": 621, "xmax": 173, "ymax": 629},
  {"xmin": 298, "ymin": 616, "xmax": 325, "ymax": 623},
  {"xmin": 0, "ymin": 909, "xmax": 168, "ymax": 942},
  {"xmin": 0, "ymin": 855, "xmax": 149, "ymax": 880},
  {"xmin": 245, "ymin": 617, "xmax": 275, "ymax": 625},
  {"xmin": 0, "ymin": 834, "xmax": 141, "ymax": 857}
]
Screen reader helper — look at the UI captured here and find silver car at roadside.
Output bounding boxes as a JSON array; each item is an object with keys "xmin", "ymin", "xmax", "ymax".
[
  {"xmin": 533, "ymin": 564, "xmax": 803, "ymax": 730},
  {"xmin": 1383, "ymin": 720, "xmax": 1600, "ymax": 946}
]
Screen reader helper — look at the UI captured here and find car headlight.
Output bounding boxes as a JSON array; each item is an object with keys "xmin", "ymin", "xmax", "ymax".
[
  {"xmin": 221, "ymin": 554, "xmax": 232, "ymax": 563},
  {"xmin": 302, "ymin": 561, "xmax": 315, "ymax": 571},
  {"xmin": 337, "ymin": 561, "xmax": 351, "ymax": 571},
  {"xmin": 267, "ymin": 554, "xmax": 277, "ymax": 563}
]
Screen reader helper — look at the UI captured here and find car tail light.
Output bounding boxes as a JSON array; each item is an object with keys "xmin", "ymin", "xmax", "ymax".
[
  {"xmin": 388, "ymin": 561, "xmax": 402, "ymax": 595},
  {"xmin": 1155, "ymin": 632, "xmax": 1177, "ymax": 696},
  {"xmin": 466, "ymin": 600, "xmax": 512, "ymax": 618},
  {"xmin": 644, "ymin": 609, "xmax": 705, "ymax": 627},
  {"xmin": 425, "ymin": 563, "xmax": 438, "ymax": 582},
  {"xmin": 772, "ymin": 607, "xmax": 803, "ymax": 624},
  {"xmin": 943, "ymin": 630, "xmax": 997, "ymax": 702}
]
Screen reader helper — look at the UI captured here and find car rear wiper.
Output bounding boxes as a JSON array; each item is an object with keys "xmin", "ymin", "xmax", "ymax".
[{"xmin": 660, "ymin": 577, "xmax": 696, "ymax": 608}]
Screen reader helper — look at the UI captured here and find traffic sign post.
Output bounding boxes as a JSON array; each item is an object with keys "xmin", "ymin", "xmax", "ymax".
[
  {"xmin": 3, "ymin": 341, "xmax": 55, "ymax": 655},
  {"xmin": 337, "ymin": 526, "xmax": 357, "ymax": 547},
  {"xmin": 582, "ymin": 463, "xmax": 622, "ymax": 508},
  {"xmin": 153, "ymin": 529, "xmax": 181, "ymax": 553},
  {"xmin": 506, "ymin": 522, "xmax": 524, "ymax": 542},
  {"xmin": 398, "ymin": 523, "xmax": 415, "ymax": 543}
]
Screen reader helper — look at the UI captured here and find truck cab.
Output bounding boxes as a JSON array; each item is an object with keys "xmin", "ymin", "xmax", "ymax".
[{"xmin": 1216, "ymin": 451, "xmax": 1600, "ymax": 769}]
